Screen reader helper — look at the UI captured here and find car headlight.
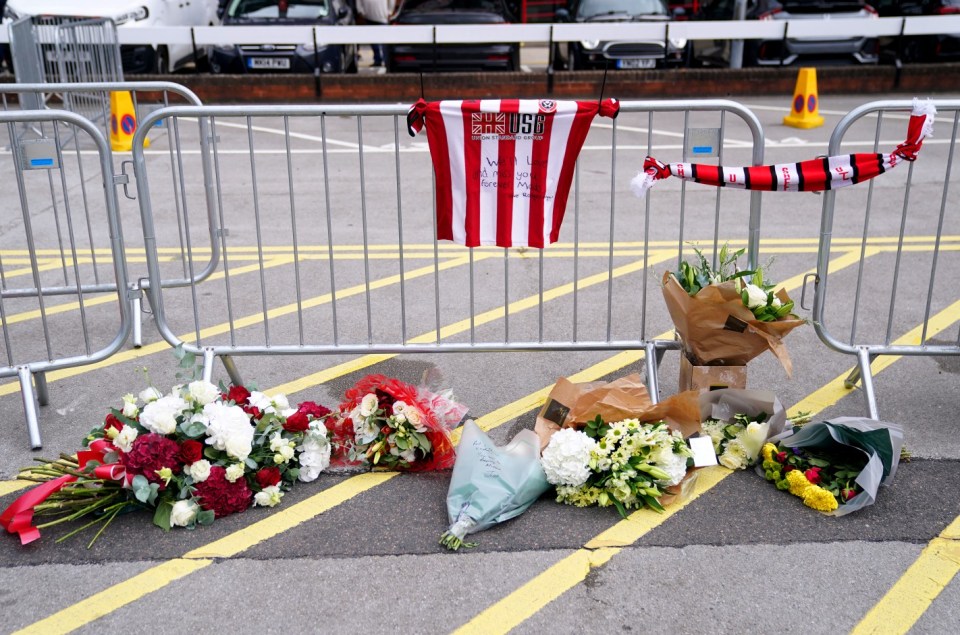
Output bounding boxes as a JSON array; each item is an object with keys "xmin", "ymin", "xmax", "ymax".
[
  {"xmin": 579, "ymin": 40, "xmax": 600, "ymax": 51},
  {"xmin": 669, "ymin": 38, "xmax": 688, "ymax": 50},
  {"xmin": 114, "ymin": 7, "xmax": 150, "ymax": 26},
  {"xmin": 300, "ymin": 42, "xmax": 328, "ymax": 54}
]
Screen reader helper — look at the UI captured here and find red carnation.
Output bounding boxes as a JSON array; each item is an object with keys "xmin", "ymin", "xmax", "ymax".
[
  {"xmin": 243, "ymin": 405, "xmax": 263, "ymax": 420},
  {"xmin": 120, "ymin": 433, "xmax": 182, "ymax": 486},
  {"xmin": 179, "ymin": 440, "xmax": 204, "ymax": 465},
  {"xmin": 784, "ymin": 465, "xmax": 795, "ymax": 473},
  {"xmin": 224, "ymin": 385, "xmax": 251, "ymax": 405},
  {"xmin": 283, "ymin": 410, "xmax": 310, "ymax": 433},
  {"xmin": 297, "ymin": 401, "xmax": 331, "ymax": 419},
  {"xmin": 194, "ymin": 466, "xmax": 253, "ymax": 518},
  {"xmin": 255, "ymin": 467, "xmax": 282, "ymax": 489},
  {"xmin": 104, "ymin": 413, "xmax": 124, "ymax": 433}
]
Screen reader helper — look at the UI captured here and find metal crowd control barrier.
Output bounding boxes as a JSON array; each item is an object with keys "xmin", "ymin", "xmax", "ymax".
[
  {"xmin": 0, "ymin": 109, "xmax": 131, "ymax": 449},
  {"xmin": 1, "ymin": 81, "xmax": 215, "ymax": 349},
  {"xmin": 811, "ymin": 99, "xmax": 960, "ymax": 419},
  {"xmin": 132, "ymin": 100, "xmax": 764, "ymax": 401}
]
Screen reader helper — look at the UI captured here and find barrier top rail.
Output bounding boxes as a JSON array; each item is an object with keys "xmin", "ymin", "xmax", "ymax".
[
  {"xmin": 2, "ymin": 16, "xmax": 959, "ymax": 45},
  {"xmin": 0, "ymin": 82, "xmax": 204, "ymax": 107}
]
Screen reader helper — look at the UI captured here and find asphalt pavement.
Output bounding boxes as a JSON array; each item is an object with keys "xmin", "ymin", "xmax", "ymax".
[{"xmin": 0, "ymin": 89, "xmax": 959, "ymax": 635}]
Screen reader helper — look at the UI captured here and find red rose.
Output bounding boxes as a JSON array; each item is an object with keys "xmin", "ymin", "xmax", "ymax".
[
  {"xmin": 120, "ymin": 433, "xmax": 182, "ymax": 486},
  {"xmin": 842, "ymin": 487, "xmax": 857, "ymax": 501},
  {"xmin": 804, "ymin": 467, "xmax": 822, "ymax": 485},
  {"xmin": 243, "ymin": 405, "xmax": 263, "ymax": 420},
  {"xmin": 283, "ymin": 410, "xmax": 310, "ymax": 433},
  {"xmin": 224, "ymin": 385, "xmax": 251, "ymax": 405},
  {"xmin": 297, "ymin": 401, "xmax": 331, "ymax": 419},
  {"xmin": 104, "ymin": 413, "xmax": 124, "ymax": 433},
  {"xmin": 179, "ymin": 440, "xmax": 204, "ymax": 465},
  {"xmin": 775, "ymin": 451, "xmax": 787, "ymax": 463},
  {"xmin": 783, "ymin": 465, "xmax": 795, "ymax": 473},
  {"xmin": 194, "ymin": 466, "xmax": 253, "ymax": 518},
  {"xmin": 255, "ymin": 467, "xmax": 282, "ymax": 489}
]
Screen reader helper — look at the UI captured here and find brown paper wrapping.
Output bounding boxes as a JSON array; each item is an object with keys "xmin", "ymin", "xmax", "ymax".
[
  {"xmin": 661, "ymin": 272, "xmax": 805, "ymax": 375},
  {"xmin": 534, "ymin": 373, "xmax": 701, "ymax": 450}
]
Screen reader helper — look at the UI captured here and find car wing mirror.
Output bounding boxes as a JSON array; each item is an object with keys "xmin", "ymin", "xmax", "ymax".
[
  {"xmin": 338, "ymin": 7, "xmax": 350, "ymax": 20},
  {"xmin": 555, "ymin": 8, "xmax": 570, "ymax": 21}
]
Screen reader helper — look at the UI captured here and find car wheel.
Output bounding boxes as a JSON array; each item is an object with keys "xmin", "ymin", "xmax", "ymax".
[
  {"xmin": 551, "ymin": 43, "xmax": 566, "ymax": 71},
  {"xmin": 568, "ymin": 44, "xmax": 578, "ymax": 71},
  {"xmin": 154, "ymin": 46, "xmax": 170, "ymax": 74},
  {"xmin": 343, "ymin": 47, "xmax": 358, "ymax": 74},
  {"xmin": 901, "ymin": 38, "xmax": 926, "ymax": 64}
]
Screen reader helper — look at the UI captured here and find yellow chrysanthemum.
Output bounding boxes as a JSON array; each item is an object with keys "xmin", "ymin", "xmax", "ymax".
[
  {"xmin": 802, "ymin": 486, "xmax": 839, "ymax": 512},
  {"xmin": 762, "ymin": 443, "xmax": 777, "ymax": 463},
  {"xmin": 786, "ymin": 469, "xmax": 813, "ymax": 497}
]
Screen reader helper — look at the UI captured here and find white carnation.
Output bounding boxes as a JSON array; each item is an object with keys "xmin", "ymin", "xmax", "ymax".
[
  {"xmin": 653, "ymin": 444, "xmax": 689, "ymax": 486},
  {"xmin": 203, "ymin": 402, "xmax": 254, "ymax": 461},
  {"xmin": 188, "ymin": 380, "xmax": 220, "ymax": 406},
  {"xmin": 114, "ymin": 426, "xmax": 138, "ymax": 453},
  {"xmin": 139, "ymin": 387, "xmax": 162, "ymax": 403},
  {"xmin": 139, "ymin": 394, "xmax": 187, "ymax": 435},
  {"xmin": 187, "ymin": 459, "xmax": 211, "ymax": 482},
  {"xmin": 297, "ymin": 431, "xmax": 331, "ymax": 483},
  {"xmin": 225, "ymin": 463, "xmax": 245, "ymax": 483},
  {"xmin": 248, "ymin": 391, "xmax": 275, "ymax": 414},
  {"xmin": 719, "ymin": 439, "xmax": 749, "ymax": 471},
  {"xmin": 170, "ymin": 500, "xmax": 199, "ymax": 527},
  {"xmin": 254, "ymin": 485, "xmax": 284, "ymax": 508},
  {"xmin": 541, "ymin": 428, "xmax": 597, "ymax": 487}
]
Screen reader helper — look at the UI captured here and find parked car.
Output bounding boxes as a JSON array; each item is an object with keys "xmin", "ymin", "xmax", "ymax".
[
  {"xmin": 211, "ymin": 0, "xmax": 357, "ymax": 73},
  {"xmin": 4, "ymin": 0, "xmax": 221, "ymax": 73},
  {"xmin": 387, "ymin": 0, "xmax": 520, "ymax": 73},
  {"xmin": 694, "ymin": 0, "xmax": 880, "ymax": 67},
  {"xmin": 868, "ymin": 0, "xmax": 960, "ymax": 62},
  {"xmin": 553, "ymin": 0, "xmax": 689, "ymax": 70}
]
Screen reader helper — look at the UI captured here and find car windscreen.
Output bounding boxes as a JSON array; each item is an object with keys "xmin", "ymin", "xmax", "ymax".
[
  {"xmin": 576, "ymin": 0, "xmax": 667, "ymax": 20},
  {"xmin": 779, "ymin": 0, "xmax": 866, "ymax": 14},
  {"xmin": 227, "ymin": 0, "xmax": 330, "ymax": 19},
  {"xmin": 398, "ymin": 0, "xmax": 505, "ymax": 13}
]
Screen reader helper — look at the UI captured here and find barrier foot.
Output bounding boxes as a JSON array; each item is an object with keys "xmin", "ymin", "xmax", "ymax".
[
  {"xmin": 17, "ymin": 366, "xmax": 42, "ymax": 450},
  {"xmin": 644, "ymin": 341, "xmax": 660, "ymax": 403},
  {"xmin": 221, "ymin": 354, "xmax": 243, "ymax": 388},
  {"xmin": 132, "ymin": 291, "xmax": 143, "ymax": 348},
  {"xmin": 34, "ymin": 371, "xmax": 49, "ymax": 407},
  {"xmin": 856, "ymin": 348, "xmax": 880, "ymax": 420}
]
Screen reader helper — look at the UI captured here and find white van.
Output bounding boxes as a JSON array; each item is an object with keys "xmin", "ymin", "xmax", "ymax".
[{"xmin": 4, "ymin": 0, "xmax": 221, "ymax": 73}]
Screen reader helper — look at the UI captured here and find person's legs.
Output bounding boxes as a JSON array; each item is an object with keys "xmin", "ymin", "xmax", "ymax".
[{"xmin": 372, "ymin": 43, "xmax": 384, "ymax": 67}]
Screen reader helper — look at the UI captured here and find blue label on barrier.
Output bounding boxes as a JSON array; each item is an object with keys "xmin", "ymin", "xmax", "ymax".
[
  {"xmin": 30, "ymin": 158, "xmax": 55, "ymax": 167},
  {"xmin": 692, "ymin": 146, "xmax": 714, "ymax": 154}
]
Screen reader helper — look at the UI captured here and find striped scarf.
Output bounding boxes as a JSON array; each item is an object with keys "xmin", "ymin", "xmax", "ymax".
[{"xmin": 631, "ymin": 99, "xmax": 936, "ymax": 199}]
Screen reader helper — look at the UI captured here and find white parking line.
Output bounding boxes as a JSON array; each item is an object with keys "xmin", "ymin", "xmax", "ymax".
[
  {"xmin": 179, "ymin": 116, "xmax": 374, "ymax": 151},
  {"xmin": 592, "ymin": 122, "xmax": 755, "ymax": 148}
]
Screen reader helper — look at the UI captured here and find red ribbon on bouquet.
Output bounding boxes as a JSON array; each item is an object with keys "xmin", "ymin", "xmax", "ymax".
[
  {"xmin": 630, "ymin": 99, "xmax": 936, "ymax": 199},
  {"xmin": 0, "ymin": 439, "xmax": 126, "ymax": 545}
]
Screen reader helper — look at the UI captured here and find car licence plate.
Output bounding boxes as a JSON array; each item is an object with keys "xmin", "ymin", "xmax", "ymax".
[
  {"xmin": 617, "ymin": 59, "xmax": 656, "ymax": 69},
  {"xmin": 247, "ymin": 57, "xmax": 291, "ymax": 70}
]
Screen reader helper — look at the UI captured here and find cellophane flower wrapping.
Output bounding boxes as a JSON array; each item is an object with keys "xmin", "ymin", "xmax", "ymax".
[
  {"xmin": 757, "ymin": 417, "xmax": 905, "ymax": 516},
  {"xmin": 330, "ymin": 374, "xmax": 467, "ymax": 471},
  {"xmin": 440, "ymin": 420, "xmax": 550, "ymax": 550},
  {"xmin": 0, "ymin": 381, "xmax": 335, "ymax": 546},
  {"xmin": 699, "ymin": 389, "xmax": 787, "ymax": 470}
]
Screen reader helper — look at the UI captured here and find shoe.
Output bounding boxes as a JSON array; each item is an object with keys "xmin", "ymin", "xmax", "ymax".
[{"xmin": 372, "ymin": 62, "xmax": 383, "ymax": 67}]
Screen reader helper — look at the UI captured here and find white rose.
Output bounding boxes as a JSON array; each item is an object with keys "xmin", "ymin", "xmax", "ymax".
[
  {"xmin": 359, "ymin": 393, "xmax": 378, "ymax": 417},
  {"xmin": 743, "ymin": 283, "xmax": 769, "ymax": 309},
  {"xmin": 405, "ymin": 407, "xmax": 426, "ymax": 432},
  {"xmin": 297, "ymin": 432, "xmax": 331, "ymax": 483},
  {"xmin": 203, "ymin": 402, "xmax": 254, "ymax": 461},
  {"xmin": 272, "ymin": 394, "xmax": 290, "ymax": 411},
  {"xmin": 139, "ymin": 394, "xmax": 187, "ymax": 435},
  {"xmin": 541, "ymin": 428, "xmax": 597, "ymax": 487},
  {"xmin": 188, "ymin": 380, "xmax": 220, "ymax": 406},
  {"xmin": 170, "ymin": 500, "xmax": 199, "ymax": 527},
  {"xmin": 771, "ymin": 296, "xmax": 783, "ymax": 309},
  {"xmin": 138, "ymin": 387, "xmax": 162, "ymax": 404},
  {"xmin": 121, "ymin": 394, "xmax": 139, "ymax": 418},
  {"xmin": 114, "ymin": 426, "xmax": 138, "ymax": 453},
  {"xmin": 254, "ymin": 485, "xmax": 283, "ymax": 508},
  {"xmin": 188, "ymin": 459, "xmax": 212, "ymax": 482},
  {"xmin": 392, "ymin": 401, "xmax": 408, "ymax": 414},
  {"xmin": 248, "ymin": 391, "xmax": 274, "ymax": 414},
  {"xmin": 225, "ymin": 463, "xmax": 245, "ymax": 483}
]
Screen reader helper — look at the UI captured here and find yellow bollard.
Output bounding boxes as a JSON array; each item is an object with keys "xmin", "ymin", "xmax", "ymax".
[
  {"xmin": 109, "ymin": 91, "xmax": 150, "ymax": 152},
  {"xmin": 783, "ymin": 67, "xmax": 825, "ymax": 129}
]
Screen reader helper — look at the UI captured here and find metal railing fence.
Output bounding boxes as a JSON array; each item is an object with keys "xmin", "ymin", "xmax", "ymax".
[
  {"xmin": 1, "ymin": 81, "xmax": 215, "ymax": 349},
  {"xmin": 131, "ymin": 100, "xmax": 765, "ymax": 400},
  {"xmin": 0, "ymin": 109, "xmax": 132, "ymax": 449},
  {"xmin": 811, "ymin": 99, "xmax": 960, "ymax": 419}
]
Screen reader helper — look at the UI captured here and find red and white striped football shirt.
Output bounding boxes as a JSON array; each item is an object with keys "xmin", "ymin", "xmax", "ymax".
[{"xmin": 408, "ymin": 98, "xmax": 620, "ymax": 248}]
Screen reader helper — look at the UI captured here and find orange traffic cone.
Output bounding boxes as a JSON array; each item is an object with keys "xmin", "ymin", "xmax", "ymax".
[
  {"xmin": 109, "ymin": 91, "xmax": 150, "ymax": 152},
  {"xmin": 783, "ymin": 68, "xmax": 825, "ymax": 129}
]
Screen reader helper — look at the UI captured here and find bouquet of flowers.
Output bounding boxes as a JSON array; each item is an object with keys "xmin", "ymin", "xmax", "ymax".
[
  {"xmin": 329, "ymin": 374, "xmax": 467, "ymax": 471},
  {"xmin": 759, "ymin": 417, "xmax": 904, "ymax": 516},
  {"xmin": 541, "ymin": 416, "xmax": 694, "ymax": 517},
  {"xmin": 699, "ymin": 389, "xmax": 787, "ymax": 470},
  {"xmin": 662, "ymin": 244, "xmax": 805, "ymax": 374},
  {"xmin": 1, "ymin": 381, "xmax": 334, "ymax": 546}
]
